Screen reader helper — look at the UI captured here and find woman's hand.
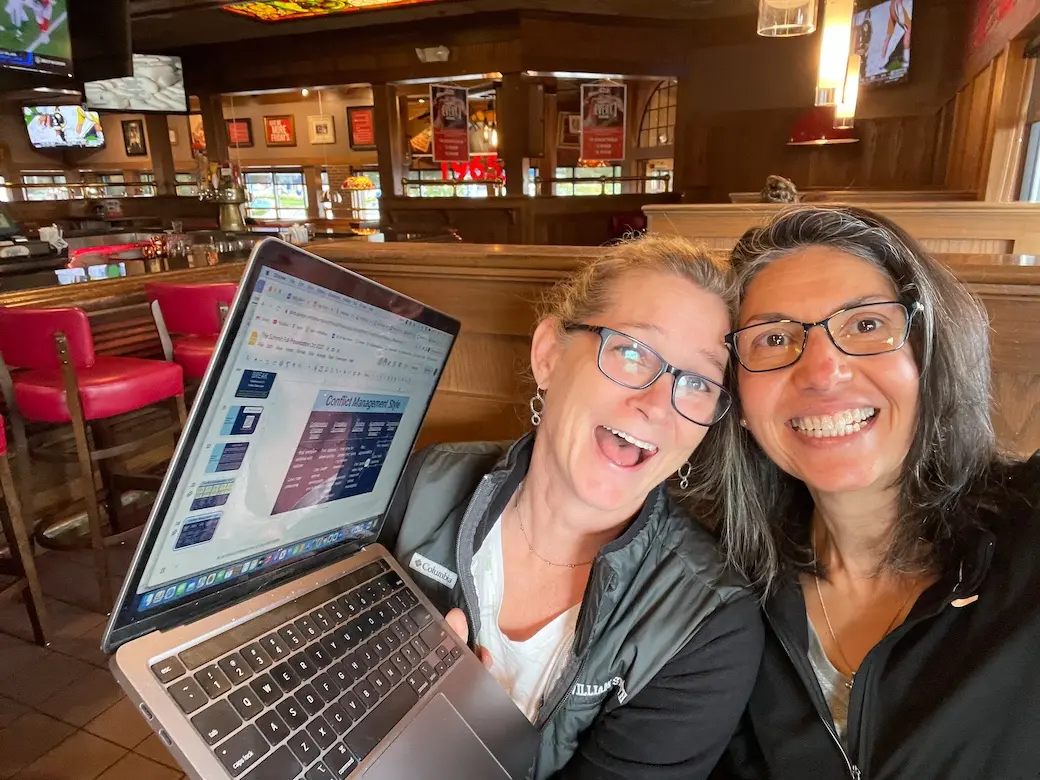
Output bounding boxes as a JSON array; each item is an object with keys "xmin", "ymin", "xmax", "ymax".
[{"xmin": 444, "ymin": 608, "xmax": 494, "ymax": 670}]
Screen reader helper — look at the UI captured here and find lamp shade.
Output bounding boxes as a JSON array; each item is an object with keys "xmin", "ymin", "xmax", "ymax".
[
  {"xmin": 788, "ymin": 105, "xmax": 858, "ymax": 145},
  {"xmin": 816, "ymin": 0, "xmax": 855, "ymax": 105},
  {"xmin": 757, "ymin": 0, "xmax": 818, "ymax": 36}
]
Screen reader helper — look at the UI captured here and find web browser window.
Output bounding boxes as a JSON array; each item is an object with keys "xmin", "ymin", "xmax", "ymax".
[{"xmin": 134, "ymin": 265, "xmax": 452, "ymax": 612}]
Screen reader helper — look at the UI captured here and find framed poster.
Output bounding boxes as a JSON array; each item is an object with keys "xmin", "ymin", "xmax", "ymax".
[
  {"xmin": 264, "ymin": 115, "xmax": 296, "ymax": 147},
  {"xmin": 121, "ymin": 119, "xmax": 147, "ymax": 157},
  {"xmin": 189, "ymin": 113, "xmax": 206, "ymax": 154},
  {"xmin": 226, "ymin": 118, "xmax": 253, "ymax": 148},
  {"xmin": 580, "ymin": 83, "xmax": 627, "ymax": 161},
  {"xmin": 430, "ymin": 83, "xmax": 469, "ymax": 162},
  {"xmin": 347, "ymin": 107, "xmax": 376, "ymax": 150},
  {"xmin": 308, "ymin": 115, "xmax": 336, "ymax": 145},
  {"xmin": 558, "ymin": 112, "xmax": 580, "ymax": 148}
]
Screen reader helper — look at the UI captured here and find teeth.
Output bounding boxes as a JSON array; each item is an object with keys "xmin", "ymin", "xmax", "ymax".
[
  {"xmin": 789, "ymin": 408, "xmax": 875, "ymax": 439},
  {"xmin": 604, "ymin": 426, "xmax": 658, "ymax": 452}
]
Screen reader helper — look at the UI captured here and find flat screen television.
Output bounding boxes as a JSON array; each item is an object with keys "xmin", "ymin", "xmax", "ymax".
[
  {"xmin": 23, "ymin": 105, "xmax": 105, "ymax": 149},
  {"xmin": 84, "ymin": 54, "xmax": 187, "ymax": 113},
  {"xmin": 853, "ymin": 0, "xmax": 913, "ymax": 86},
  {"xmin": 0, "ymin": 0, "xmax": 74, "ymax": 77}
]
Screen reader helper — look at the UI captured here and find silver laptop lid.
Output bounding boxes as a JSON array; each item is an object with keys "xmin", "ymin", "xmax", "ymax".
[{"xmin": 102, "ymin": 239, "xmax": 459, "ymax": 652}]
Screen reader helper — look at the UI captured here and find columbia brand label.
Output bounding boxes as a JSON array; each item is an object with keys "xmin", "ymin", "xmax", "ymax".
[{"xmin": 409, "ymin": 553, "xmax": 458, "ymax": 589}]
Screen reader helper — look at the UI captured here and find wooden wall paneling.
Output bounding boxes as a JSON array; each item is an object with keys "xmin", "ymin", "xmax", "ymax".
[
  {"xmin": 983, "ymin": 40, "xmax": 1036, "ymax": 201},
  {"xmin": 976, "ymin": 47, "xmax": 1010, "ymax": 197}
]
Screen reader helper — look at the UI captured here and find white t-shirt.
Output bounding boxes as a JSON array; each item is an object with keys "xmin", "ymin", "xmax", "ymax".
[{"xmin": 470, "ymin": 517, "xmax": 581, "ymax": 721}]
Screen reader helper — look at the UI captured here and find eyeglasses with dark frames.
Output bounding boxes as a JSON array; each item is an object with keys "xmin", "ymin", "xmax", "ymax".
[
  {"xmin": 724, "ymin": 300, "xmax": 923, "ymax": 373},
  {"xmin": 563, "ymin": 322, "xmax": 732, "ymax": 427}
]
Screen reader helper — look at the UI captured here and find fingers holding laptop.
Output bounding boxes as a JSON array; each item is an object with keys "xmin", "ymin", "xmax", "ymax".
[{"xmin": 445, "ymin": 608, "xmax": 493, "ymax": 670}]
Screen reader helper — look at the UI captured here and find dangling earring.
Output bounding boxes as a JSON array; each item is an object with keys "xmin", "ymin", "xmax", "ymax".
[
  {"xmin": 530, "ymin": 387, "xmax": 545, "ymax": 427},
  {"xmin": 677, "ymin": 461, "xmax": 692, "ymax": 490}
]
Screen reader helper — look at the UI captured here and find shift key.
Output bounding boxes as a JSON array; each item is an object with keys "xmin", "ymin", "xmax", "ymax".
[{"xmin": 343, "ymin": 681, "xmax": 418, "ymax": 759}]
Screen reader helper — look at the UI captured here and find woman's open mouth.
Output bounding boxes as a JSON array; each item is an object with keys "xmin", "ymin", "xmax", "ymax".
[
  {"xmin": 594, "ymin": 425, "xmax": 659, "ymax": 468},
  {"xmin": 788, "ymin": 407, "xmax": 877, "ymax": 439}
]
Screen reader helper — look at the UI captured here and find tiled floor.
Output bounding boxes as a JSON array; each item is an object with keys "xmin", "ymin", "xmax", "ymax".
[{"xmin": 0, "ymin": 542, "xmax": 187, "ymax": 780}]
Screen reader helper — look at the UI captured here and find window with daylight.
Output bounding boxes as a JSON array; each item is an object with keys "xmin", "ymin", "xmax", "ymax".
[
  {"xmin": 644, "ymin": 159, "xmax": 674, "ymax": 193},
  {"xmin": 553, "ymin": 166, "xmax": 623, "ymax": 196},
  {"xmin": 134, "ymin": 172, "xmax": 157, "ymax": 197},
  {"xmin": 97, "ymin": 173, "xmax": 127, "ymax": 198},
  {"xmin": 1019, "ymin": 121, "xmax": 1040, "ymax": 202},
  {"xmin": 23, "ymin": 172, "xmax": 70, "ymax": 201},
  {"xmin": 321, "ymin": 169, "xmax": 381, "ymax": 221},
  {"xmin": 638, "ymin": 79, "xmax": 677, "ymax": 149},
  {"xmin": 244, "ymin": 169, "xmax": 308, "ymax": 220},
  {"xmin": 175, "ymin": 172, "xmax": 199, "ymax": 197}
]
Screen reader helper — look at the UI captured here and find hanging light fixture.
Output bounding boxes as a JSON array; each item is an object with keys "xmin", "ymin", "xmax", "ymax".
[
  {"xmin": 815, "ymin": 0, "xmax": 855, "ymax": 105},
  {"xmin": 757, "ymin": 0, "xmax": 818, "ymax": 37},
  {"xmin": 833, "ymin": 54, "xmax": 861, "ymax": 128},
  {"xmin": 788, "ymin": 105, "xmax": 858, "ymax": 145}
]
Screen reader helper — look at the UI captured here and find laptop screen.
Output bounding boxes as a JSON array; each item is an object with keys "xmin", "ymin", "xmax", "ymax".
[{"xmin": 105, "ymin": 241, "xmax": 457, "ymax": 648}]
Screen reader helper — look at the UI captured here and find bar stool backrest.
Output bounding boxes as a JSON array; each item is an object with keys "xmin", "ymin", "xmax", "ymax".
[
  {"xmin": 0, "ymin": 307, "xmax": 96, "ymax": 370},
  {"xmin": 145, "ymin": 282, "xmax": 238, "ymax": 337}
]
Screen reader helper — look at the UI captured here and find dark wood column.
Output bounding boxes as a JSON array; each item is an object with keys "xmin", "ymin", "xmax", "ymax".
[
  {"xmin": 198, "ymin": 92, "xmax": 229, "ymax": 163},
  {"xmin": 497, "ymin": 73, "xmax": 530, "ymax": 197},
  {"xmin": 372, "ymin": 83, "xmax": 405, "ymax": 200},
  {"xmin": 144, "ymin": 115, "xmax": 176, "ymax": 196},
  {"xmin": 540, "ymin": 86, "xmax": 558, "ymax": 196}
]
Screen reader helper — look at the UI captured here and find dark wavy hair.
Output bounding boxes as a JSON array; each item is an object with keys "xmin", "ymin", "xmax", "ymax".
[{"xmin": 685, "ymin": 205, "xmax": 1004, "ymax": 592}]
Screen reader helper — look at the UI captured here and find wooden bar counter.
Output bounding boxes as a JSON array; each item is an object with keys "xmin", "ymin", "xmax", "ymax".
[{"xmin": 3, "ymin": 241, "xmax": 1037, "ymax": 523}]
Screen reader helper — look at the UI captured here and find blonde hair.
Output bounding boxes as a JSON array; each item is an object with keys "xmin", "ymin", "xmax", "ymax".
[{"xmin": 538, "ymin": 233, "xmax": 738, "ymax": 328}]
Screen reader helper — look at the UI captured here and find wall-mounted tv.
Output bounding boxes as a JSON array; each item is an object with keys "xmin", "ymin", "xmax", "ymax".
[
  {"xmin": 853, "ymin": 0, "xmax": 913, "ymax": 86},
  {"xmin": 0, "ymin": 0, "xmax": 73, "ymax": 77},
  {"xmin": 84, "ymin": 54, "xmax": 187, "ymax": 113},
  {"xmin": 23, "ymin": 105, "xmax": 105, "ymax": 149}
]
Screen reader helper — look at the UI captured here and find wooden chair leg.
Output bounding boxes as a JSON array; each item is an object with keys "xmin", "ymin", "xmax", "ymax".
[
  {"xmin": 70, "ymin": 412, "xmax": 111, "ymax": 613},
  {"xmin": 173, "ymin": 394, "xmax": 188, "ymax": 430},
  {"xmin": 0, "ymin": 455, "xmax": 48, "ymax": 645}
]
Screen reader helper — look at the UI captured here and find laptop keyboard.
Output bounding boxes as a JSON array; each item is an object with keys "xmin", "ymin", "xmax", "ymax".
[{"xmin": 150, "ymin": 561, "xmax": 464, "ymax": 779}]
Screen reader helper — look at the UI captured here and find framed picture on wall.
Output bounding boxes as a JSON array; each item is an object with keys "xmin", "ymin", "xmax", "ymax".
[
  {"xmin": 558, "ymin": 112, "xmax": 580, "ymax": 148},
  {"xmin": 190, "ymin": 114, "xmax": 207, "ymax": 155},
  {"xmin": 264, "ymin": 115, "xmax": 296, "ymax": 147},
  {"xmin": 122, "ymin": 119, "xmax": 147, "ymax": 157},
  {"xmin": 308, "ymin": 115, "xmax": 336, "ymax": 145},
  {"xmin": 346, "ymin": 106, "xmax": 377, "ymax": 151},
  {"xmin": 226, "ymin": 118, "xmax": 253, "ymax": 148}
]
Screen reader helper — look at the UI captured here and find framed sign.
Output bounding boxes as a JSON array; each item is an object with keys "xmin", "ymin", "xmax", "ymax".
[
  {"xmin": 308, "ymin": 115, "xmax": 336, "ymax": 145},
  {"xmin": 580, "ymin": 83, "xmax": 626, "ymax": 161},
  {"xmin": 347, "ymin": 107, "xmax": 376, "ymax": 150},
  {"xmin": 430, "ymin": 84, "xmax": 469, "ymax": 162},
  {"xmin": 264, "ymin": 115, "xmax": 296, "ymax": 147},
  {"xmin": 226, "ymin": 118, "xmax": 253, "ymax": 148},
  {"xmin": 558, "ymin": 112, "xmax": 580, "ymax": 148},
  {"xmin": 122, "ymin": 119, "xmax": 147, "ymax": 157}
]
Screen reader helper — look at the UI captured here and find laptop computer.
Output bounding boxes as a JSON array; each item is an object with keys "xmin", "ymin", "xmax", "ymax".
[{"xmin": 102, "ymin": 238, "xmax": 539, "ymax": 780}]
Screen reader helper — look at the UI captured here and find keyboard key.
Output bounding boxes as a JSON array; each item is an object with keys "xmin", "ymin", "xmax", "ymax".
[
  {"xmin": 214, "ymin": 724, "xmax": 269, "ymax": 777},
  {"xmin": 390, "ymin": 652, "xmax": 411, "ymax": 676},
  {"xmin": 271, "ymin": 663, "xmax": 301, "ymax": 692},
  {"xmin": 307, "ymin": 715, "xmax": 337, "ymax": 750},
  {"xmin": 337, "ymin": 594, "xmax": 360, "ymax": 617},
  {"xmin": 286, "ymin": 730, "xmax": 320, "ymax": 766},
  {"xmin": 355, "ymin": 679, "xmax": 378, "ymax": 709},
  {"xmin": 390, "ymin": 622, "xmax": 410, "ymax": 645},
  {"xmin": 361, "ymin": 611, "xmax": 384, "ymax": 635},
  {"xmin": 242, "ymin": 644, "xmax": 273, "ymax": 673},
  {"xmin": 306, "ymin": 645, "xmax": 332, "ymax": 669},
  {"xmin": 169, "ymin": 677, "xmax": 208, "ymax": 714},
  {"xmin": 306, "ymin": 761, "xmax": 334, "ymax": 780},
  {"xmin": 392, "ymin": 593, "xmax": 412, "ymax": 614},
  {"xmin": 419, "ymin": 661, "xmax": 438, "ymax": 684},
  {"xmin": 384, "ymin": 598, "xmax": 401, "ymax": 618},
  {"xmin": 295, "ymin": 616, "xmax": 320, "ymax": 641},
  {"xmin": 276, "ymin": 696, "xmax": 307, "ymax": 729},
  {"xmin": 397, "ymin": 613, "xmax": 418, "ymax": 635},
  {"xmin": 400, "ymin": 644, "xmax": 421, "ymax": 669},
  {"xmin": 313, "ymin": 672, "xmax": 339, "ymax": 701},
  {"xmin": 310, "ymin": 608, "xmax": 332, "ymax": 631},
  {"xmin": 450, "ymin": 646, "xmax": 462, "ymax": 660},
  {"xmin": 195, "ymin": 665, "xmax": 232, "ymax": 698},
  {"xmin": 250, "ymin": 674, "xmax": 282, "ymax": 706},
  {"xmin": 290, "ymin": 654, "xmax": 317, "ymax": 680},
  {"xmin": 325, "ymin": 601, "xmax": 346, "ymax": 624},
  {"xmin": 329, "ymin": 662, "xmax": 353, "ymax": 689},
  {"xmin": 374, "ymin": 604, "xmax": 393, "ymax": 625},
  {"xmin": 337, "ymin": 622, "xmax": 363, "ymax": 649},
  {"xmin": 385, "ymin": 571, "xmax": 404, "ymax": 591},
  {"xmin": 421, "ymin": 623, "xmax": 448, "ymax": 651},
  {"xmin": 344, "ymin": 681, "xmax": 418, "ymax": 760},
  {"xmin": 260, "ymin": 634, "xmax": 290, "ymax": 661},
  {"xmin": 372, "ymin": 576, "xmax": 392, "ymax": 598},
  {"xmin": 344, "ymin": 652, "xmax": 368, "ymax": 678},
  {"xmin": 435, "ymin": 644, "xmax": 449, "ymax": 660},
  {"xmin": 152, "ymin": 657, "xmax": 185, "ymax": 684},
  {"xmin": 255, "ymin": 710, "xmax": 289, "ymax": 744},
  {"xmin": 379, "ymin": 660, "xmax": 400, "ymax": 686},
  {"xmin": 324, "ymin": 742, "xmax": 359, "ymax": 778},
  {"xmin": 409, "ymin": 605, "xmax": 433, "ymax": 629},
  {"xmin": 296, "ymin": 683, "xmax": 324, "ymax": 715},
  {"xmin": 368, "ymin": 669, "xmax": 389, "ymax": 698},
  {"xmin": 229, "ymin": 687, "xmax": 265, "ymax": 720},
  {"xmin": 324, "ymin": 702, "xmax": 351, "ymax": 735},
  {"xmin": 320, "ymin": 635, "xmax": 347, "ymax": 661},
  {"xmin": 219, "ymin": 653, "xmax": 254, "ymax": 684},
  {"xmin": 411, "ymin": 637, "xmax": 430, "ymax": 656},
  {"xmin": 340, "ymin": 691, "xmax": 366, "ymax": 720},
  {"xmin": 356, "ymin": 587, "xmax": 374, "ymax": 610},
  {"xmin": 397, "ymin": 588, "xmax": 418, "ymax": 609},
  {"xmin": 380, "ymin": 629, "xmax": 400, "ymax": 651},
  {"xmin": 370, "ymin": 636, "xmax": 391, "ymax": 660},
  {"xmin": 191, "ymin": 700, "xmax": 242, "ymax": 745},
  {"xmin": 357, "ymin": 644, "xmax": 379, "ymax": 669},
  {"xmin": 279, "ymin": 625, "xmax": 305, "ymax": 651},
  {"xmin": 407, "ymin": 672, "xmax": 430, "ymax": 697},
  {"xmin": 243, "ymin": 745, "xmax": 302, "ymax": 780},
  {"xmin": 435, "ymin": 660, "xmax": 447, "ymax": 676}
]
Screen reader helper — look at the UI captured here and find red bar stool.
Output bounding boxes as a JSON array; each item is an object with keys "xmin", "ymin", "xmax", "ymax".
[
  {"xmin": 0, "ymin": 413, "xmax": 48, "ymax": 645},
  {"xmin": 0, "ymin": 306, "xmax": 186, "ymax": 612},
  {"xmin": 146, "ymin": 282, "xmax": 238, "ymax": 381}
]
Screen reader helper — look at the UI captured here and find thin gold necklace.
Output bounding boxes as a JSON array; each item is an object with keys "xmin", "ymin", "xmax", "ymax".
[
  {"xmin": 514, "ymin": 485, "xmax": 595, "ymax": 569},
  {"xmin": 812, "ymin": 543, "xmax": 916, "ymax": 689}
]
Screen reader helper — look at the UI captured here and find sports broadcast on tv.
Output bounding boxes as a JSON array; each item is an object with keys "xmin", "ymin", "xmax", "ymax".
[
  {"xmin": 0, "ymin": 0, "xmax": 73, "ymax": 77},
  {"xmin": 853, "ymin": 0, "xmax": 913, "ymax": 85},
  {"xmin": 23, "ymin": 105, "xmax": 105, "ymax": 149}
]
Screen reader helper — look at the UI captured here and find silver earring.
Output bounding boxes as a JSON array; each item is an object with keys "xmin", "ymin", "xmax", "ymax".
[
  {"xmin": 530, "ymin": 387, "xmax": 545, "ymax": 427},
  {"xmin": 677, "ymin": 461, "xmax": 692, "ymax": 491},
  {"xmin": 739, "ymin": 418, "xmax": 747, "ymax": 428}
]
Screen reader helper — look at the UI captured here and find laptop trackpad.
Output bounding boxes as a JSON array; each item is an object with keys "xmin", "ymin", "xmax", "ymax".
[{"xmin": 362, "ymin": 693, "xmax": 512, "ymax": 780}]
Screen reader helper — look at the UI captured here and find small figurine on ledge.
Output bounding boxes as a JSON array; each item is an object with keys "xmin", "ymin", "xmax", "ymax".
[{"xmin": 760, "ymin": 175, "xmax": 799, "ymax": 203}]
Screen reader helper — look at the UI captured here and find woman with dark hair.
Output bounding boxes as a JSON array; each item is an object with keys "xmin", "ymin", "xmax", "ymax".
[{"xmin": 695, "ymin": 206, "xmax": 1040, "ymax": 780}]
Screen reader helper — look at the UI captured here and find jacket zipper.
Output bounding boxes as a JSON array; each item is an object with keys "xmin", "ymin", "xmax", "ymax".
[
  {"xmin": 772, "ymin": 624, "xmax": 861, "ymax": 779},
  {"xmin": 454, "ymin": 473, "xmax": 500, "ymax": 635}
]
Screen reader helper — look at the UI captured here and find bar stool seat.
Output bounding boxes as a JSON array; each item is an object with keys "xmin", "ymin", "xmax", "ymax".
[
  {"xmin": 14, "ymin": 356, "xmax": 184, "ymax": 423},
  {"xmin": 171, "ymin": 334, "xmax": 220, "ymax": 379}
]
